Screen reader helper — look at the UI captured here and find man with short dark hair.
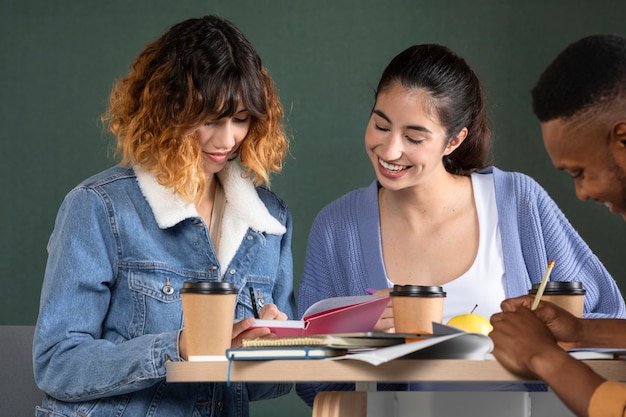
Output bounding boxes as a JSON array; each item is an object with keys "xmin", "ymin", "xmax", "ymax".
[{"xmin": 490, "ymin": 34, "xmax": 626, "ymax": 417}]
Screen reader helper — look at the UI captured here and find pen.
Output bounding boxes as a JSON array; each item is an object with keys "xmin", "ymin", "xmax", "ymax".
[
  {"xmin": 531, "ymin": 260, "xmax": 556, "ymax": 311},
  {"xmin": 365, "ymin": 288, "xmax": 376, "ymax": 295},
  {"xmin": 249, "ymin": 286, "xmax": 260, "ymax": 319}
]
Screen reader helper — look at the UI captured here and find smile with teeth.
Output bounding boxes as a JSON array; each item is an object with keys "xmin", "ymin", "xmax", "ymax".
[{"xmin": 379, "ymin": 158, "xmax": 408, "ymax": 172}]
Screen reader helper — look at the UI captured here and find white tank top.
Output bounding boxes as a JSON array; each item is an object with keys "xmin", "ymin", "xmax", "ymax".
[
  {"xmin": 387, "ymin": 172, "xmax": 506, "ymax": 323},
  {"xmin": 442, "ymin": 172, "xmax": 506, "ymax": 322},
  {"xmin": 407, "ymin": 174, "xmax": 518, "ymax": 391}
]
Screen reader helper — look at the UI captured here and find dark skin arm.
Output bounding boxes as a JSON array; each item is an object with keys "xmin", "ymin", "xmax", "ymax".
[
  {"xmin": 490, "ymin": 302, "xmax": 604, "ymax": 417},
  {"xmin": 491, "ymin": 296, "xmax": 626, "ymax": 417},
  {"xmin": 497, "ymin": 295, "xmax": 626, "ymax": 349}
]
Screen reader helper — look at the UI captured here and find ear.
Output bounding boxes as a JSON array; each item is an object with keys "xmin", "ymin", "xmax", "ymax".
[
  {"xmin": 610, "ymin": 122, "xmax": 626, "ymax": 168},
  {"xmin": 612, "ymin": 121, "xmax": 626, "ymax": 147},
  {"xmin": 443, "ymin": 127, "xmax": 468, "ymax": 156}
]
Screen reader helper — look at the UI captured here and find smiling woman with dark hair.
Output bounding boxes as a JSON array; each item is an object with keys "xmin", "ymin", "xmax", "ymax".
[{"xmin": 296, "ymin": 43, "xmax": 626, "ymax": 407}]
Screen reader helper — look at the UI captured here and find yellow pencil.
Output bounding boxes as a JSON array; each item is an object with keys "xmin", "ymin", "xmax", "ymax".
[{"xmin": 531, "ymin": 260, "xmax": 556, "ymax": 311}]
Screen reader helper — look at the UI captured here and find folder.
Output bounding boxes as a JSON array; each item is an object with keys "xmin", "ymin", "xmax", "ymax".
[
  {"xmin": 249, "ymin": 295, "xmax": 390, "ymax": 337},
  {"xmin": 225, "ymin": 346, "xmax": 348, "ymax": 360}
]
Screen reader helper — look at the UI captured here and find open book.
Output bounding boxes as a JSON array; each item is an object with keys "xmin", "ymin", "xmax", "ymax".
[{"xmin": 249, "ymin": 295, "xmax": 389, "ymax": 337}]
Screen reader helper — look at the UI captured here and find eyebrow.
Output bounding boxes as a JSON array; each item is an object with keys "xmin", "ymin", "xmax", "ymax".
[{"xmin": 372, "ymin": 110, "xmax": 433, "ymax": 133}]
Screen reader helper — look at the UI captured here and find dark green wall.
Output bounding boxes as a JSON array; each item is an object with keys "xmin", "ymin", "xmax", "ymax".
[{"xmin": 2, "ymin": 1, "xmax": 626, "ymax": 415}]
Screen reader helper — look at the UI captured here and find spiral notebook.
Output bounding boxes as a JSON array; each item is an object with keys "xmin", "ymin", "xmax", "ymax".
[{"xmin": 242, "ymin": 332, "xmax": 414, "ymax": 349}]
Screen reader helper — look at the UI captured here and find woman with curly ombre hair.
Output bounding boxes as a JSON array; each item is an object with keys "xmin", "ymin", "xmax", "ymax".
[
  {"xmin": 104, "ymin": 16, "xmax": 288, "ymax": 202},
  {"xmin": 34, "ymin": 15, "xmax": 295, "ymax": 417}
]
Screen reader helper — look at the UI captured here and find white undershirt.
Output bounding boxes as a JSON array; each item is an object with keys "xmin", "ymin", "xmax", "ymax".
[
  {"xmin": 386, "ymin": 172, "xmax": 506, "ymax": 323},
  {"xmin": 405, "ymin": 174, "xmax": 517, "ymax": 391},
  {"xmin": 441, "ymin": 172, "xmax": 506, "ymax": 322}
]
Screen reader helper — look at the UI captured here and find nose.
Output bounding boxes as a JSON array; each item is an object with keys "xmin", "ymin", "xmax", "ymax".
[
  {"xmin": 378, "ymin": 133, "xmax": 404, "ymax": 161},
  {"xmin": 574, "ymin": 181, "xmax": 590, "ymax": 201},
  {"xmin": 213, "ymin": 121, "xmax": 237, "ymax": 150}
]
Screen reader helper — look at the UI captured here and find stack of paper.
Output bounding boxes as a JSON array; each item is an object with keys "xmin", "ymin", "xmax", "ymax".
[{"xmin": 230, "ymin": 323, "xmax": 494, "ymax": 364}]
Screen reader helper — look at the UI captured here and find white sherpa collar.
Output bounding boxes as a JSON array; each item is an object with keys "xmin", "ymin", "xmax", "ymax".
[
  {"xmin": 135, "ymin": 162, "xmax": 286, "ymax": 274},
  {"xmin": 134, "ymin": 165, "xmax": 197, "ymax": 229},
  {"xmin": 134, "ymin": 163, "xmax": 286, "ymax": 235}
]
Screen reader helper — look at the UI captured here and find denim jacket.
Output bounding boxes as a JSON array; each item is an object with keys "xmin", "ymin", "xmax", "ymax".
[{"xmin": 34, "ymin": 162, "xmax": 296, "ymax": 417}]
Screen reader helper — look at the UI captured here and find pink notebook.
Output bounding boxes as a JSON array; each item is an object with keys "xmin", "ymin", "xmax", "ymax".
[{"xmin": 250, "ymin": 295, "xmax": 390, "ymax": 337}]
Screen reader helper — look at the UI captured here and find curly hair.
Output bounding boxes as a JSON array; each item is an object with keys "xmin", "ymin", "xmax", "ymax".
[
  {"xmin": 532, "ymin": 34, "xmax": 626, "ymax": 123},
  {"xmin": 101, "ymin": 15, "xmax": 288, "ymax": 202},
  {"xmin": 374, "ymin": 44, "xmax": 492, "ymax": 176}
]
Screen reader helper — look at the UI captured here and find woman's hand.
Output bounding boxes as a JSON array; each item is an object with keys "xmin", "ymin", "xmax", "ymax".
[
  {"xmin": 231, "ymin": 303, "xmax": 287, "ymax": 347},
  {"xmin": 370, "ymin": 288, "xmax": 395, "ymax": 332},
  {"xmin": 258, "ymin": 303, "xmax": 288, "ymax": 320},
  {"xmin": 180, "ymin": 303, "xmax": 288, "ymax": 357}
]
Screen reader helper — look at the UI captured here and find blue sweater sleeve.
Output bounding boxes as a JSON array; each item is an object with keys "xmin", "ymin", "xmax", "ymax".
[
  {"xmin": 493, "ymin": 168, "xmax": 625, "ymax": 318},
  {"xmin": 297, "ymin": 185, "xmax": 404, "ymax": 406}
]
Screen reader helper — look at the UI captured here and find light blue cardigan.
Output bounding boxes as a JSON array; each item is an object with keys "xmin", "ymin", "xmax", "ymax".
[{"xmin": 297, "ymin": 166, "xmax": 626, "ymax": 406}]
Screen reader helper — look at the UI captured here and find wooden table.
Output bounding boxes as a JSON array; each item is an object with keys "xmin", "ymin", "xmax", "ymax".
[{"xmin": 166, "ymin": 358, "xmax": 626, "ymax": 416}]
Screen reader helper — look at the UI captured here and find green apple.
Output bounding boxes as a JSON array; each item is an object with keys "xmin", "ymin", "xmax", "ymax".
[{"xmin": 446, "ymin": 308, "xmax": 493, "ymax": 335}]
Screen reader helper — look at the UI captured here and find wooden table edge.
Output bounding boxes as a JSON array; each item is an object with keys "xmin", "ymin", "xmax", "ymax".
[{"xmin": 166, "ymin": 358, "xmax": 626, "ymax": 383}]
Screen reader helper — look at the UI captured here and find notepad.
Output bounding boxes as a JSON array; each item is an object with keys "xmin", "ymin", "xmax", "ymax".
[{"xmin": 249, "ymin": 295, "xmax": 390, "ymax": 337}]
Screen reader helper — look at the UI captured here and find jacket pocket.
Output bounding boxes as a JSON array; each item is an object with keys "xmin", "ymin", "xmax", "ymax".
[{"xmin": 128, "ymin": 269, "xmax": 187, "ymax": 336}]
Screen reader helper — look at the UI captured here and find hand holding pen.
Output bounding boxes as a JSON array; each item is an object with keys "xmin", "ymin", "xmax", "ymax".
[
  {"xmin": 248, "ymin": 286, "xmax": 287, "ymax": 320},
  {"xmin": 231, "ymin": 288, "xmax": 288, "ymax": 348}
]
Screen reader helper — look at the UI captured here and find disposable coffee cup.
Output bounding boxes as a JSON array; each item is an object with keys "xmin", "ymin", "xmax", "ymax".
[
  {"xmin": 390, "ymin": 285, "xmax": 446, "ymax": 334},
  {"xmin": 180, "ymin": 281, "xmax": 238, "ymax": 361},
  {"xmin": 528, "ymin": 281, "xmax": 586, "ymax": 317}
]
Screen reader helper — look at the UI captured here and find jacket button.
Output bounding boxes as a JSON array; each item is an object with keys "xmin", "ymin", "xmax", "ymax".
[
  {"xmin": 246, "ymin": 235, "xmax": 253, "ymax": 240},
  {"xmin": 229, "ymin": 269, "xmax": 236, "ymax": 275},
  {"xmin": 162, "ymin": 277, "xmax": 174, "ymax": 295}
]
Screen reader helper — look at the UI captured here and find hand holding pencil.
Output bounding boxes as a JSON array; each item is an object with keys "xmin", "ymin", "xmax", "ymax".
[{"xmin": 531, "ymin": 260, "xmax": 555, "ymax": 311}]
